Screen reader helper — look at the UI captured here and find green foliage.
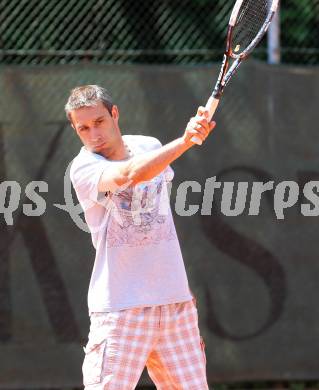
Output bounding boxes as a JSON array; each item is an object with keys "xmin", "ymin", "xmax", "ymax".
[{"xmin": 280, "ymin": 0, "xmax": 319, "ymax": 63}]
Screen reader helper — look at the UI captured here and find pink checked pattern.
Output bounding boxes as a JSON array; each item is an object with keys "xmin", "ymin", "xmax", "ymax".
[{"xmin": 82, "ymin": 300, "xmax": 209, "ymax": 389}]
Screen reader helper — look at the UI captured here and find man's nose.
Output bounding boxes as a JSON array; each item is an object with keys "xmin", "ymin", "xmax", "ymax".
[{"xmin": 91, "ymin": 127, "xmax": 102, "ymax": 141}]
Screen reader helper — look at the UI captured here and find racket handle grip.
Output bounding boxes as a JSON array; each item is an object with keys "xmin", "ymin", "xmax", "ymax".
[{"xmin": 191, "ymin": 96, "xmax": 220, "ymax": 145}]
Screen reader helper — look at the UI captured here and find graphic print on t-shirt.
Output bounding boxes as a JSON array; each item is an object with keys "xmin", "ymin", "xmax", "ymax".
[{"xmin": 105, "ymin": 173, "xmax": 176, "ymax": 248}]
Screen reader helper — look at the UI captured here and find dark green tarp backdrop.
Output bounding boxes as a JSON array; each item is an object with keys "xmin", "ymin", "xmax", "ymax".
[{"xmin": 0, "ymin": 62, "xmax": 319, "ymax": 388}]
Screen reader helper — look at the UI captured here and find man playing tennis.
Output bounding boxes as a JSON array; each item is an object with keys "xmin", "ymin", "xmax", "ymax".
[{"xmin": 65, "ymin": 85, "xmax": 215, "ymax": 389}]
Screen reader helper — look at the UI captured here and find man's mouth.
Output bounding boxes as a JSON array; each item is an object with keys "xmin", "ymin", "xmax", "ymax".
[{"xmin": 92, "ymin": 142, "xmax": 106, "ymax": 150}]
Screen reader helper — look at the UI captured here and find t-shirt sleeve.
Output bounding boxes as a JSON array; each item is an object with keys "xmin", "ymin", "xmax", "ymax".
[
  {"xmin": 70, "ymin": 156, "xmax": 109, "ymax": 204},
  {"xmin": 164, "ymin": 165, "xmax": 174, "ymax": 182}
]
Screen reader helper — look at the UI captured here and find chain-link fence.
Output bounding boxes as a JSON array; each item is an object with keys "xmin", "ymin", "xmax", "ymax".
[
  {"xmin": 281, "ymin": 0, "xmax": 319, "ymax": 64},
  {"xmin": 0, "ymin": 0, "xmax": 318, "ymax": 66}
]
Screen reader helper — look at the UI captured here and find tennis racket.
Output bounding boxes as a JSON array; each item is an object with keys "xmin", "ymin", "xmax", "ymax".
[{"xmin": 192, "ymin": 0, "xmax": 280, "ymax": 145}]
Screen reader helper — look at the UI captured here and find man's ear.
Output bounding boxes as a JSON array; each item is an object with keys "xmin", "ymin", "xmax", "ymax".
[
  {"xmin": 68, "ymin": 113, "xmax": 76, "ymax": 130},
  {"xmin": 111, "ymin": 105, "xmax": 119, "ymax": 120}
]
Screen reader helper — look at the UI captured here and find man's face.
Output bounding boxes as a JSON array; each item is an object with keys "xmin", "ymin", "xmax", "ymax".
[{"xmin": 70, "ymin": 101, "xmax": 120, "ymax": 154}]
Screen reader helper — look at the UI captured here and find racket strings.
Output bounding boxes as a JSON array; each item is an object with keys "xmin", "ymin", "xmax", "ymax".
[{"xmin": 232, "ymin": 0, "xmax": 270, "ymax": 55}]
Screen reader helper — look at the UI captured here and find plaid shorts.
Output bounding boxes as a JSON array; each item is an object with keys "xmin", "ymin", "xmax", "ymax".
[{"xmin": 82, "ymin": 299, "xmax": 209, "ymax": 389}]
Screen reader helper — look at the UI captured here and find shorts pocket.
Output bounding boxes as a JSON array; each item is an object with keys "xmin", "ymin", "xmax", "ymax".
[
  {"xmin": 200, "ymin": 336, "xmax": 207, "ymax": 365},
  {"xmin": 82, "ymin": 337, "xmax": 107, "ymax": 386}
]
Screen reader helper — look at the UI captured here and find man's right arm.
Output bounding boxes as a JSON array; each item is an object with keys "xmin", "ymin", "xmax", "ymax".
[{"xmin": 98, "ymin": 107, "xmax": 216, "ymax": 193}]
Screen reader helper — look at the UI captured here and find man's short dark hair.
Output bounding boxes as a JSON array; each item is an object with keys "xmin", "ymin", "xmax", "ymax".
[{"xmin": 65, "ymin": 85, "xmax": 113, "ymax": 120}]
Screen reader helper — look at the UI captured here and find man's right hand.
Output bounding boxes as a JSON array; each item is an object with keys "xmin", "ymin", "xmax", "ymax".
[{"xmin": 183, "ymin": 106, "xmax": 216, "ymax": 146}]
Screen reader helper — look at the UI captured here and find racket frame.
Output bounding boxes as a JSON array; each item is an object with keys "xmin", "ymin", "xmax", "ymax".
[
  {"xmin": 214, "ymin": 0, "xmax": 280, "ymax": 99},
  {"xmin": 192, "ymin": 0, "xmax": 280, "ymax": 145}
]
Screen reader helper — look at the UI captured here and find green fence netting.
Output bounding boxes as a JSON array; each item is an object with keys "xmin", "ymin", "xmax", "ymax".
[{"xmin": 0, "ymin": 0, "xmax": 318, "ymax": 66}]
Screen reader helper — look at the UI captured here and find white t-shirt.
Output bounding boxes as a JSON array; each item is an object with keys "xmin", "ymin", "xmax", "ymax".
[{"xmin": 70, "ymin": 135, "xmax": 192, "ymax": 313}]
